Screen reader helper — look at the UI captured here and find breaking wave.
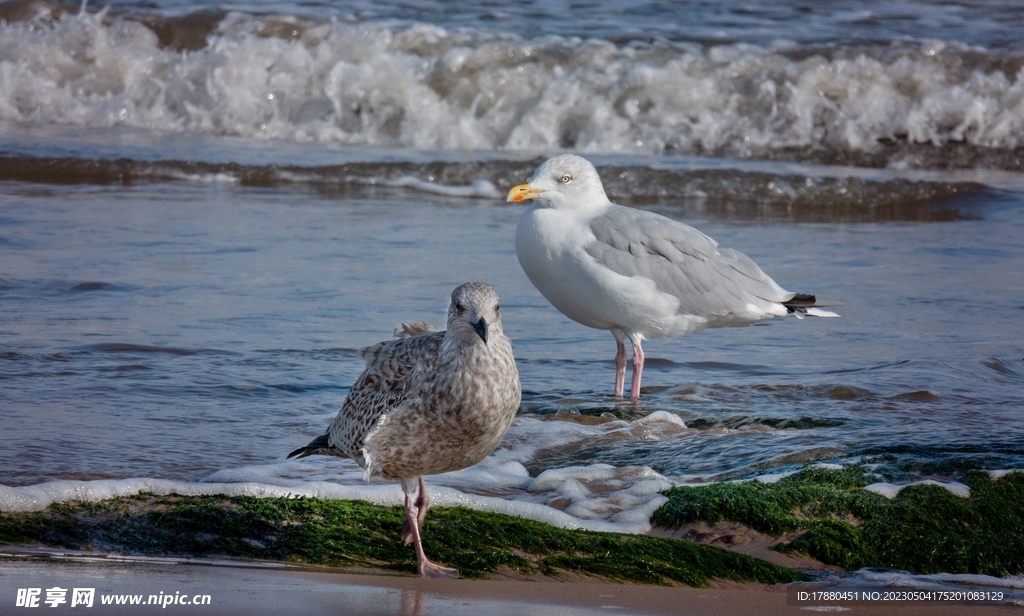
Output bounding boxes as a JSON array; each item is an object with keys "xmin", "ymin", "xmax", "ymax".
[{"xmin": 2, "ymin": 2, "xmax": 1024, "ymax": 169}]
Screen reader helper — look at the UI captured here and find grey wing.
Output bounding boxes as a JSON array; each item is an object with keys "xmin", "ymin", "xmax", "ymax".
[
  {"xmin": 586, "ymin": 206, "xmax": 793, "ymax": 317},
  {"xmin": 326, "ymin": 331, "xmax": 445, "ymax": 459}
]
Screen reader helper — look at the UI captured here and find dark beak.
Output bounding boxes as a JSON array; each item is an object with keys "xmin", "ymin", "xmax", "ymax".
[{"xmin": 471, "ymin": 318, "xmax": 488, "ymax": 343}]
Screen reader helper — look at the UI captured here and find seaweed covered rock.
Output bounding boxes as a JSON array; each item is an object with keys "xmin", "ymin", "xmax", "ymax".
[{"xmin": 653, "ymin": 468, "xmax": 1024, "ymax": 576}]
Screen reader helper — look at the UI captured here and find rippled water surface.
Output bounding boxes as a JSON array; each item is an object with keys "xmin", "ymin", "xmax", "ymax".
[{"xmin": 2, "ymin": 155, "xmax": 1022, "ymax": 486}]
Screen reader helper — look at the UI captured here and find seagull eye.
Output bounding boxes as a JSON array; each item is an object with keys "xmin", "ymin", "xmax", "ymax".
[
  {"xmin": 560, "ymin": 174, "xmax": 572, "ymax": 183},
  {"xmin": 455, "ymin": 302, "xmax": 466, "ymax": 314}
]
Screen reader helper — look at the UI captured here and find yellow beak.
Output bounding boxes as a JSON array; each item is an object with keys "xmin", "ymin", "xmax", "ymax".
[{"xmin": 506, "ymin": 183, "xmax": 544, "ymax": 203}]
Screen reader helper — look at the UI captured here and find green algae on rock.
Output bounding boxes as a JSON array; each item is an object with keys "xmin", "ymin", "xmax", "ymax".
[
  {"xmin": 653, "ymin": 468, "xmax": 1024, "ymax": 576},
  {"xmin": 0, "ymin": 493, "xmax": 804, "ymax": 586}
]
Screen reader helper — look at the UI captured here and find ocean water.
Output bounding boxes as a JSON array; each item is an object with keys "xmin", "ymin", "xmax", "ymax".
[{"xmin": 1, "ymin": 0, "xmax": 1023, "ymax": 575}]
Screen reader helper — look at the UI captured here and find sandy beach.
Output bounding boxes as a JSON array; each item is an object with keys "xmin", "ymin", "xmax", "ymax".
[{"xmin": 3, "ymin": 548, "xmax": 1019, "ymax": 615}]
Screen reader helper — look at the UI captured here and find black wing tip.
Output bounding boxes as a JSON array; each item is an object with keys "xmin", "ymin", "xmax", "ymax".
[
  {"xmin": 783, "ymin": 293, "xmax": 817, "ymax": 312},
  {"xmin": 287, "ymin": 433, "xmax": 330, "ymax": 459},
  {"xmin": 787, "ymin": 292, "xmax": 817, "ymax": 304},
  {"xmin": 783, "ymin": 293, "xmax": 818, "ymax": 314}
]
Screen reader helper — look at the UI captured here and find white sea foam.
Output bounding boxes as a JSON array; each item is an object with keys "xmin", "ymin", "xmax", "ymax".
[
  {"xmin": 854, "ymin": 569, "xmax": 1024, "ymax": 591},
  {"xmin": 0, "ymin": 413, "xmax": 690, "ymax": 534},
  {"xmin": 812, "ymin": 463, "xmax": 846, "ymax": 470},
  {"xmin": 1, "ymin": 9, "xmax": 1022, "ymax": 160},
  {"xmin": 148, "ymin": 169, "xmax": 241, "ymax": 184},
  {"xmin": 753, "ymin": 471, "xmax": 798, "ymax": 484},
  {"xmin": 863, "ymin": 480, "xmax": 971, "ymax": 499},
  {"xmin": 373, "ymin": 176, "xmax": 500, "ymax": 198},
  {"xmin": 273, "ymin": 169, "xmax": 501, "ymax": 197}
]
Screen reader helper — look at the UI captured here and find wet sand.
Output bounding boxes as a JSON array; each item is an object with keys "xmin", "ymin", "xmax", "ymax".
[
  {"xmin": 648, "ymin": 522, "xmax": 842, "ymax": 573},
  {"xmin": 1, "ymin": 549, "xmax": 1017, "ymax": 615}
]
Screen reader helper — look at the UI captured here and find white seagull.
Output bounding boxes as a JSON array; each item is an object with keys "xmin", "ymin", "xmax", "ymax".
[
  {"xmin": 288, "ymin": 283, "xmax": 521, "ymax": 577},
  {"xmin": 508, "ymin": 155, "xmax": 837, "ymax": 400}
]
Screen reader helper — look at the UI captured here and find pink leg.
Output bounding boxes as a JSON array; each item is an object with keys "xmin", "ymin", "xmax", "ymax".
[
  {"xmin": 401, "ymin": 479, "xmax": 458, "ymax": 578},
  {"xmin": 401, "ymin": 476, "xmax": 430, "ymax": 546},
  {"xmin": 614, "ymin": 338, "xmax": 627, "ymax": 398},
  {"xmin": 630, "ymin": 340, "xmax": 645, "ymax": 400},
  {"xmin": 415, "ymin": 476, "xmax": 428, "ymax": 532},
  {"xmin": 401, "ymin": 489, "xmax": 416, "ymax": 545}
]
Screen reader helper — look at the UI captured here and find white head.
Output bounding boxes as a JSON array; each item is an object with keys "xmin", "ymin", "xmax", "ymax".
[
  {"xmin": 506, "ymin": 155, "xmax": 609, "ymax": 210},
  {"xmin": 446, "ymin": 282, "xmax": 504, "ymax": 346}
]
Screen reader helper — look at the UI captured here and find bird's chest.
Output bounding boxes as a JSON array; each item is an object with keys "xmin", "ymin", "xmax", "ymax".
[
  {"xmin": 517, "ymin": 208, "xmax": 593, "ymax": 290},
  {"xmin": 516, "ymin": 208, "xmax": 642, "ymax": 329},
  {"xmin": 424, "ymin": 352, "xmax": 513, "ymax": 427},
  {"xmin": 412, "ymin": 354, "xmax": 516, "ymax": 464}
]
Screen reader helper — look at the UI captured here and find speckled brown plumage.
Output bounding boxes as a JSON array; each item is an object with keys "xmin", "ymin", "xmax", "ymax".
[{"xmin": 288, "ymin": 282, "xmax": 521, "ymax": 577}]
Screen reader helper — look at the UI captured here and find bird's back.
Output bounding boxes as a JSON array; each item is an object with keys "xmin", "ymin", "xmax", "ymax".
[
  {"xmin": 587, "ymin": 205, "xmax": 794, "ymax": 323},
  {"xmin": 517, "ymin": 201, "xmax": 798, "ymax": 337},
  {"xmin": 326, "ymin": 331, "xmax": 446, "ymax": 461}
]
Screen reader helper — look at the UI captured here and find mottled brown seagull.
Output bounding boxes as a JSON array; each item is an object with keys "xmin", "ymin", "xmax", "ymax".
[
  {"xmin": 509, "ymin": 155, "xmax": 838, "ymax": 400},
  {"xmin": 288, "ymin": 282, "xmax": 521, "ymax": 577}
]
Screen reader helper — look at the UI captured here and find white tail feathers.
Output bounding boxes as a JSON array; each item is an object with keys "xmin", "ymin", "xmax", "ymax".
[{"xmin": 805, "ymin": 307, "xmax": 840, "ymax": 318}]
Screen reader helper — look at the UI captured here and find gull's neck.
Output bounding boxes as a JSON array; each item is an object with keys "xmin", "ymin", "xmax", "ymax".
[{"xmin": 536, "ymin": 191, "xmax": 610, "ymax": 213}]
